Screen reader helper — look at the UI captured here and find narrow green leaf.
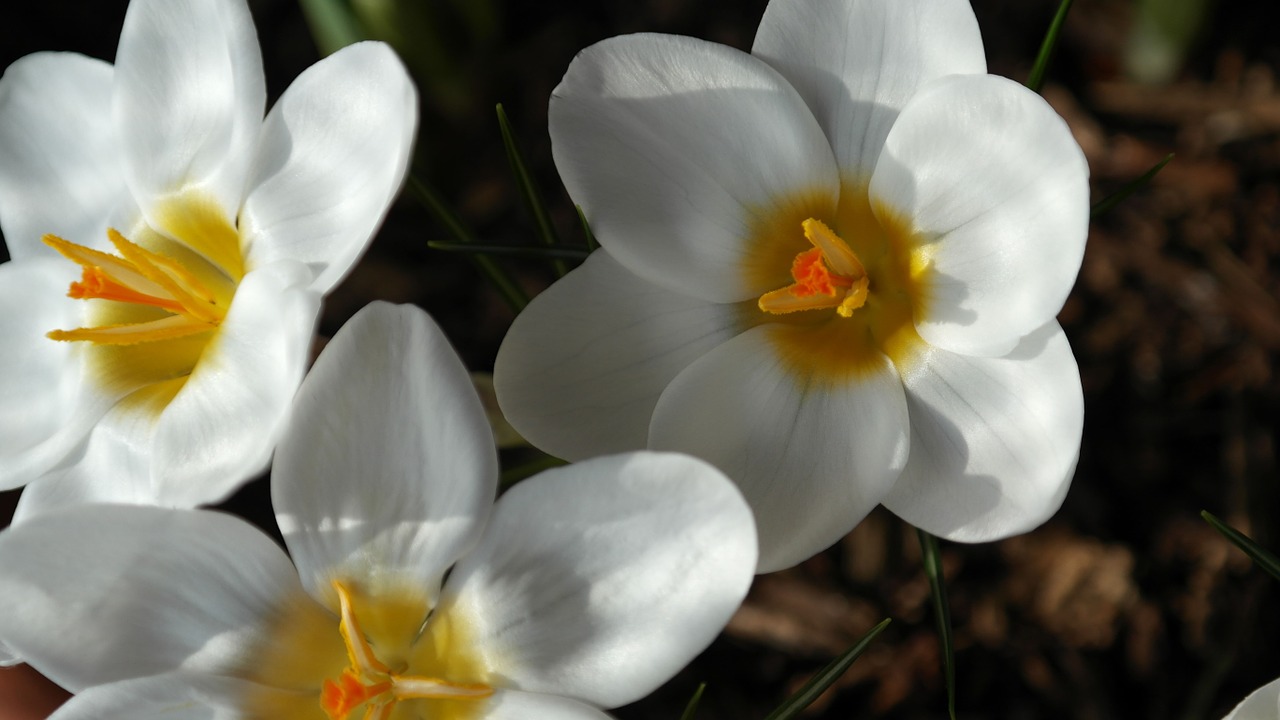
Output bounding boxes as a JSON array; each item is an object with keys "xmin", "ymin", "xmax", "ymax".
[
  {"xmin": 678, "ymin": 682, "xmax": 706, "ymax": 720},
  {"xmin": 918, "ymin": 528, "xmax": 956, "ymax": 720},
  {"xmin": 297, "ymin": 0, "xmax": 366, "ymax": 56},
  {"xmin": 1091, "ymin": 153, "xmax": 1174, "ymax": 217},
  {"xmin": 1026, "ymin": 0, "xmax": 1074, "ymax": 93},
  {"xmin": 762, "ymin": 618, "xmax": 892, "ymax": 720},
  {"xmin": 576, "ymin": 204, "xmax": 598, "ymax": 252},
  {"xmin": 409, "ymin": 175, "xmax": 529, "ymax": 313},
  {"xmin": 1202, "ymin": 510, "xmax": 1280, "ymax": 582},
  {"xmin": 499, "ymin": 453, "xmax": 567, "ymax": 489},
  {"xmin": 496, "ymin": 104, "xmax": 568, "ymax": 276},
  {"xmin": 427, "ymin": 240, "xmax": 591, "ymax": 261}
]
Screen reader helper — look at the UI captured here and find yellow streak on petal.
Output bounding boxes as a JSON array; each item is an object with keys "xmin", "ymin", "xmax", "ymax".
[{"xmin": 152, "ymin": 190, "xmax": 245, "ymax": 281}]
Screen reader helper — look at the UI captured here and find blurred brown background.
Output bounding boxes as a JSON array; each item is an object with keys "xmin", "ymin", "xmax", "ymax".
[{"xmin": 1, "ymin": 1, "xmax": 1279, "ymax": 718}]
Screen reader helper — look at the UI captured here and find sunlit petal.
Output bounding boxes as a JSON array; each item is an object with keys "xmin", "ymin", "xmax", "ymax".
[
  {"xmin": 438, "ymin": 453, "xmax": 755, "ymax": 707},
  {"xmin": 495, "ymin": 251, "xmax": 741, "ymax": 461},
  {"xmin": 649, "ymin": 325, "xmax": 909, "ymax": 572},
  {"xmin": 551, "ymin": 33, "xmax": 839, "ymax": 302},
  {"xmin": 882, "ymin": 322, "xmax": 1083, "ymax": 541}
]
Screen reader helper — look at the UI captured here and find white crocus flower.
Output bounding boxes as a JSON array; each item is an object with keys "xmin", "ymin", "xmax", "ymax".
[
  {"xmin": 495, "ymin": 0, "xmax": 1089, "ymax": 572},
  {"xmin": 0, "ymin": 0, "xmax": 417, "ymax": 515},
  {"xmin": 1224, "ymin": 679, "xmax": 1280, "ymax": 720},
  {"xmin": 0, "ymin": 302, "xmax": 757, "ymax": 720}
]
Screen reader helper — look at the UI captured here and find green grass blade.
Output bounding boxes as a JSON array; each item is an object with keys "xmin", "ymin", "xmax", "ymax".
[
  {"xmin": 427, "ymin": 240, "xmax": 591, "ymax": 261},
  {"xmin": 762, "ymin": 618, "xmax": 892, "ymax": 720},
  {"xmin": 1026, "ymin": 0, "xmax": 1074, "ymax": 93},
  {"xmin": 409, "ymin": 175, "xmax": 529, "ymax": 313},
  {"xmin": 297, "ymin": 0, "xmax": 366, "ymax": 55},
  {"xmin": 496, "ymin": 103, "xmax": 567, "ymax": 276},
  {"xmin": 576, "ymin": 204, "xmax": 598, "ymax": 251},
  {"xmin": 678, "ymin": 682, "xmax": 706, "ymax": 720},
  {"xmin": 1091, "ymin": 153, "xmax": 1174, "ymax": 217},
  {"xmin": 918, "ymin": 529, "xmax": 956, "ymax": 720},
  {"xmin": 1202, "ymin": 510, "xmax": 1280, "ymax": 582}
]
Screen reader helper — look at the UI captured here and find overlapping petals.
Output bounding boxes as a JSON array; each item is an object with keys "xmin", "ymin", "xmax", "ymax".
[
  {"xmin": 0, "ymin": 303, "xmax": 757, "ymax": 720},
  {"xmin": 0, "ymin": 0, "xmax": 417, "ymax": 510},
  {"xmin": 497, "ymin": 0, "xmax": 1088, "ymax": 571},
  {"xmin": 549, "ymin": 33, "xmax": 839, "ymax": 303}
]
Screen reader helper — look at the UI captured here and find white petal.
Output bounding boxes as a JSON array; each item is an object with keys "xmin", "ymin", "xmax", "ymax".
[
  {"xmin": 437, "ymin": 452, "xmax": 755, "ymax": 707},
  {"xmin": 753, "ymin": 0, "xmax": 986, "ymax": 178},
  {"xmin": 149, "ymin": 261, "xmax": 319, "ymax": 507},
  {"xmin": 550, "ymin": 33, "xmax": 839, "ymax": 303},
  {"xmin": 1223, "ymin": 677, "xmax": 1280, "ymax": 720},
  {"xmin": 870, "ymin": 74, "xmax": 1090, "ymax": 356},
  {"xmin": 48, "ymin": 673, "xmax": 254, "ymax": 720},
  {"xmin": 0, "ymin": 258, "xmax": 93, "ymax": 490},
  {"xmin": 881, "ymin": 322, "xmax": 1083, "ymax": 541},
  {"xmin": 274, "ymin": 302, "xmax": 497, "ymax": 605},
  {"xmin": 478, "ymin": 689, "xmax": 613, "ymax": 720},
  {"xmin": 0, "ymin": 504, "xmax": 298, "ymax": 692},
  {"xmin": 494, "ymin": 251, "xmax": 741, "ymax": 461},
  {"xmin": 12, "ymin": 397, "xmax": 168, "ymax": 523},
  {"xmin": 239, "ymin": 42, "xmax": 417, "ymax": 294},
  {"xmin": 648, "ymin": 324, "xmax": 909, "ymax": 572},
  {"xmin": 0, "ymin": 258, "xmax": 151, "ymax": 491},
  {"xmin": 0, "ymin": 53, "xmax": 123, "ymax": 260},
  {"xmin": 114, "ymin": 0, "xmax": 265, "ymax": 222}
]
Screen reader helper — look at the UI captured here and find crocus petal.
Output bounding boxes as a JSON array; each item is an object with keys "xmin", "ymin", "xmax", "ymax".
[
  {"xmin": 239, "ymin": 41, "xmax": 417, "ymax": 293},
  {"xmin": 11, "ymin": 412, "xmax": 154, "ymax": 523},
  {"xmin": 0, "ymin": 258, "xmax": 92, "ymax": 490},
  {"xmin": 881, "ymin": 321, "xmax": 1083, "ymax": 541},
  {"xmin": 0, "ymin": 53, "xmax": 123, "ymax": 259},
  {"xmin": 550, "ymin": 33, "xmax": 839, "ymax": 303},
  {"xmin": 0, "ymin": 505, "xmax": 298, "ymax": 693},
  {"xmin": 1223, "ymin": 677, "xmax": 1280, "ymax": 720},
  {"xmin": 478, "ymin": 689, "xmax": 613, "ymax": 720},
  {"xmin": 870, "ymin": 74, "xmax": 1090, "ymax": 357},
  {"xmin": 48, "ymin": 673, "xmax": 256, "ymax": 720},
  {"xmin": 437, "ymin": 452, "xmax": 755, "ymax": 708},
  {"xmin": 752, "ymin": 0, "xmax": 986, "ymax": 178},
  {"xmin": 494, "ymin": 251, "xmax": 742, "ymax": 461},
  {"xmin": 148, "ymin": 260, "xmax": 319, "ymax": 507},
  {"xmin": 274, "ymin": 302, "xmax": 497, "ymax": 605},
  {"xmin": 114, "ymin": 0, "xmax": 265, "ymax": 223},
  {"xmin": 649, "ymin": 324, "xmax": 909, "ymax": 572}
]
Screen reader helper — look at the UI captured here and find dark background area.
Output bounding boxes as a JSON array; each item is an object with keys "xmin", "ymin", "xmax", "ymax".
[{"xmin": 2, "ymin": 1, "xmax": 1280, "ymax": 718}]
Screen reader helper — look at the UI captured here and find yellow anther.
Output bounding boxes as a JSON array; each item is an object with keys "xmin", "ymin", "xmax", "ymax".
[
  {"xmin": 42, "ymin": 230, "xmax": 226, "ymax": 345},
  {"xmin": 758, "ymin": 218, "xmax": 869, "ymax": 317}
]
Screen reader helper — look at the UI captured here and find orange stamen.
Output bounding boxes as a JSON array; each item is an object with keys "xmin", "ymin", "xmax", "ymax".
[
  {"xmin": 41, "ymin": 230, "xmax": 226, "ymax": 345},
  {"xmin": 69, "ymin": 267, "xmax": 186, "ymax": 313}
]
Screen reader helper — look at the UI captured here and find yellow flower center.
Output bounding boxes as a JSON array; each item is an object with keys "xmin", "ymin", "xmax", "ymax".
[
  {"xmin": 240, "ymin": 579, "xmax": 494, "ymax": 720},
  {"xmin": 741, "ymin": 181, "xmax": 933, "ymax": 382},
  {"xmin": 43, "ymin": 228, "xmax": 228, "ymax": 345},
  {"xmin": 320, "ymin": 581, "xmax": 493, "ymax": 720},
  {"xmin": 758, "ymin": 218, "xmax": 869, "ymax": 318},
  {"xmin": 39, "ymin": 192, "xmax": 246, "ymax": 407}
]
